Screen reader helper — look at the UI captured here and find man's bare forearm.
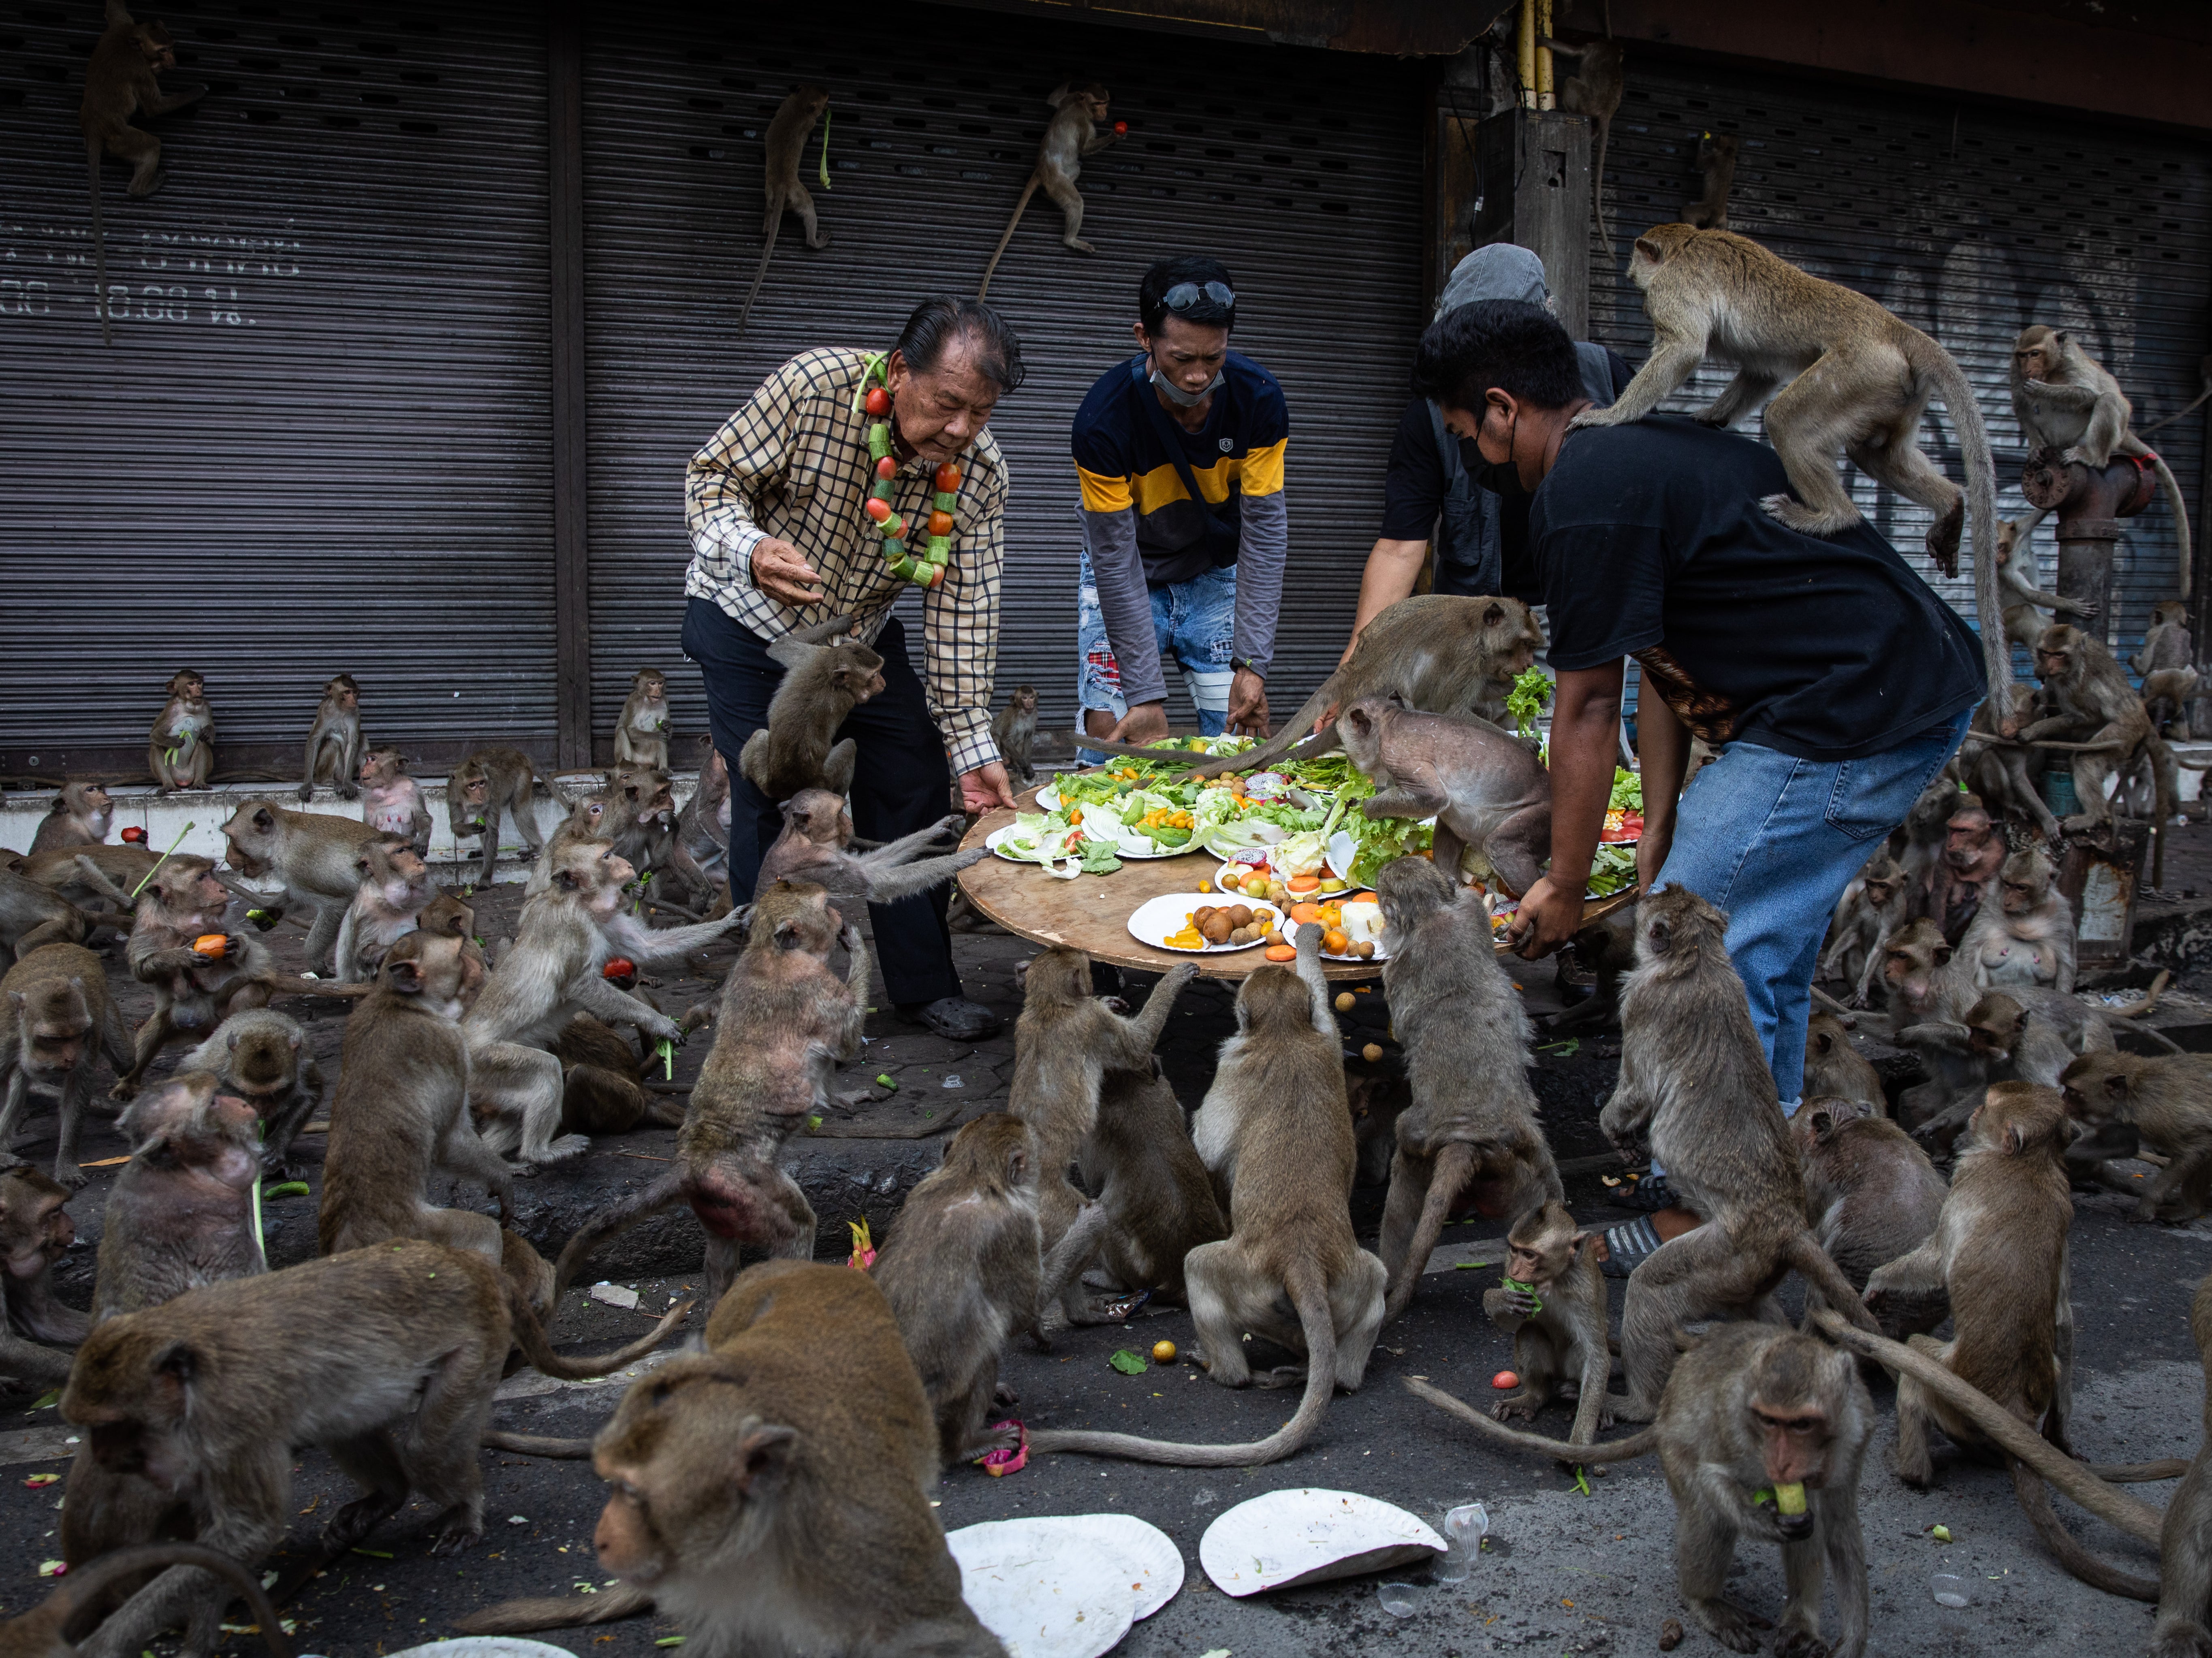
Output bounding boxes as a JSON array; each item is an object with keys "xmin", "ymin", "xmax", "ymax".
[{"xmin": 1549, "ymin": 663, "xmax": 1625, "ymax": 893}]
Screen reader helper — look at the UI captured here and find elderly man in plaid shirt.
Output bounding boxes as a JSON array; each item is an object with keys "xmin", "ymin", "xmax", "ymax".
[{"xmin": 681, "ymin": 297, "xmax": 1025, "ymax": 1043}]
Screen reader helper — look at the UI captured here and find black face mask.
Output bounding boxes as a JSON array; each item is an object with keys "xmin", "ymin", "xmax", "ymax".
[{"xmin": 1466, "ymin": 409, "xmax": 1526, "ymax": 497}]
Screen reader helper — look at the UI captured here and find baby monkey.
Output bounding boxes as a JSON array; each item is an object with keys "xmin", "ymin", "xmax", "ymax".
[{"xmin": 1484, "ymin": 1199, "xmax": 1612, "ymax": 1445}]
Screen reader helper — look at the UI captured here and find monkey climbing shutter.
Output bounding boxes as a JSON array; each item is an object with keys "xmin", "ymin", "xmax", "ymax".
[
  {"xmin": 578, "ymin": 2, "xmax": 1425, "ymax": 748},
  {"xmin": 1587, "ymin": 59, "xmax": 2211, "ymax": 678},
  {"xmin": 0, "ymin": 0, "xmax": 555, "ymax": 777}
]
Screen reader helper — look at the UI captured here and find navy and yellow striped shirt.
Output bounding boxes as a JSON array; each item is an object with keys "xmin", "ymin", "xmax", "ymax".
[{"xmin": 1070, "ymin": 352, "xmax": 1290, "ymax": 706}]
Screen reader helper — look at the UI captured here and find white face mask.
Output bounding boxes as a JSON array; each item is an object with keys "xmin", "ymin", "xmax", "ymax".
[{"xmin": 1150, "ymin": 364, "xmax": 1224, "ymax": 408}]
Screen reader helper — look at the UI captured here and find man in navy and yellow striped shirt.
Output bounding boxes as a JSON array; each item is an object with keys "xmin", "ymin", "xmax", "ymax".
[{"xmin": 1070, "ymin": 256, "xmax": 1288, "ymax": 754}]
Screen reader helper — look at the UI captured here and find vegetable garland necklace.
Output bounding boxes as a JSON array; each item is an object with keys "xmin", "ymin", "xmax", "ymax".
[{"xmin": 855, "ymin": 353, "xmax": 959, "ymax": 589}]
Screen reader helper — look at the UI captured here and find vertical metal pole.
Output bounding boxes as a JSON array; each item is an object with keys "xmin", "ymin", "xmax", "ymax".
[{"xmin": 549, "ymin": 0, "xmax": 593, "ymax": 770}]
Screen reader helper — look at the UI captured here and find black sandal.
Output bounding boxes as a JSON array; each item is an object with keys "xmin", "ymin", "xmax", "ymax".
[
  {"xmin": 1611, "ymin": 1174, "xmax": 1679, "ymax": 1213},
  {"xmin": 1599, "ymin": 1215, "xmax": 1665, "ymax": 1279}
]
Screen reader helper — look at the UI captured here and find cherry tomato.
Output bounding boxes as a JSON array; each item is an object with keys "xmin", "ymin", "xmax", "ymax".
[
  {"xmin": 864, "ymin": 387, "xmax": 892, "ymax": 417},
  {"xmin": 927, "ymin": 510, "xmax": 955, "ymax": 538},
  {"xmin": 602, "ymin": 956, "xmax": 637, "ymax": 983},
  {"xmin": 934, "ymin": 463, "xmax": 961, "ymax": 492},
  {"xmin": 121, "ymin": 826, "xmax": 148, "ymax": 844},
  {"xmin": 1114, "ymin": 121, "xmax": 1128, "ymax": 136},
  {"xmin": 865, "ymin": 498, "xmax": 892, "ymax": 523},
  {"xmin": 874, "ymin": 456, "xmax": 896, "ymax": 479}
]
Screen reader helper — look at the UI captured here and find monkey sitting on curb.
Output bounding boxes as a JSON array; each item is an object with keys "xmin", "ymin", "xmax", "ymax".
[
  {"xmin": 447, "ymin": 746, "xmax": 547, "ymax": 891},
  {"xmin": 297, "ymin": 674, "xmax": 362, "ymax": 803},
  {"xmin": 358, "ymin": 747, "xmax": 433, "ymax": 855},
  {"xmin": 29, "ymin": 780, "xmax": 114, "ymax": 855},
  {"xmin": 614, "ymin": 668, "xmax": 672, "ymax": 770},
  {"xmin": 146, "ymin": 669, "xmax": 214, "ymax": 793},
  {"xmin": 458, "ymin": 1260, "xmax": 1006, "ymax": 1655},
  {"xmin": 1482, "ymin": 1199, "xmax": 1612, "ymax": 1446},
  {"xmin": 1413, "ymin": 1322, "xmax": 1871, "ymax": 1658}
]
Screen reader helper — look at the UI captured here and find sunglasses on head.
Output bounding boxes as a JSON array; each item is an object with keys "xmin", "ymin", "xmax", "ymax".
[{"xmin": 1162, "ymin": 281, "xmax": 1236, "ymax": 312}]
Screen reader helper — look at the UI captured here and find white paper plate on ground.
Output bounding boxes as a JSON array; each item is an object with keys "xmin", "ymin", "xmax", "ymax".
[
  {"xmin": 385, "ymin": 1643, "xmax": 579, "ymax": 1658},
  {"xmin": 1125, "ymin": 892, "xmax": 1274, "ymax": 954},
  {"xmin": 948, "ymin": 1519, "xmax": 1139, "ymax": 1658},
  {"xmin": 949, "ymin": 1515, "xmax": 1183, "ymax": 1626},
  {"xmin": 1199, "ymin": 1488, "xmax": 1445, "ymax": 1596}
]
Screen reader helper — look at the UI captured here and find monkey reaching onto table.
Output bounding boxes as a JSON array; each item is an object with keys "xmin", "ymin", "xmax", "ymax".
[
  {"xmin": 447, "ymin": 746, "xmax": 547, "ymax": 890},
  {"xmin": 218, "ymin": 801, "xmax": 381, "ymax": 978},
  {"xmin": 555, "ymin": 880, "xmax": 867, "ymax": 1304},
  {"xmin": 613, "ymin": 667, "xmax": 672, "ymax": 770},
  {"xmin": 146, "ymin": 670, "xmax": 213, "ymax": 794},
  {"xmin": 0, "ymin": 1163, "xmax": 92, "ymax": 1388},
  {"xmin": 30, "ymin": 781, "xmax": 115, "ymax": 855},
  {"xmin": 331, "ymin": 835, "xmax": 433, "ymax": 984},
  {"xmin": 976, "ymin": 81, "xmax": 1121, "ymax": 299},
  {"xmin": 295, "ymin": 674, "xmax": 362, "ymax": 802},
  {"xmin": 992, "ymin": 683, "xmax": 1040, "ymax": 788},
  {"xmin": 2024, "ymin": 622, "xmax": 2165, "ymax": 834},
  {"xmin": 1413, "ymin": 1321, "xmax": 1871, "ymax": 1658},
  {"xmin": 1481, "ymin": 1199, "xmax": 1612, "ymax": 1446},
  {"xmin": 459, "ymin": 1259, "xmax": 1004, "ymax": 1654},
  {"xmin": 2010, "ymin": 324, "xmax": 2193, "ymax": 595},
  {"xmin": 0, "ymin": 942, "xmax": 134, "ymax": 1186},
  {"xmin": 735, "ymin": 85, "xmax": 831, "ymax": 339},
  {"xmin": 357, "ymin": 747, "xmax": 431, "ymax": 854},
  {"xmin": 174, "ymin": 1007, "xmax": 322, "ymax": 1178},
  {"xmin": 1680, "ymin": 130, "xmax": 1739, "ymax": 230},
  {"xmin": 737, "ymin": 612, "xmax": 886, "ymax": 801},
  {"xmin": 1075, "ymin": 1059, "xmax": 1226, "ymax": 1310},
  {"xmin": 1372, "ymin": 856, "xmax": 1561, "ymax": 1320},
  {"xmin": 1025, "ymin": 927, "xmax": 1388, "ymax": 1468},
  {"xmin": 2061, "ymin": 1049, "xmax": 2212, "ymax": 1224},
  {"xmin": 1571, "ymin": 225, "xmax": 2009, "ymax": 699},
  {"xmin": 752, "ymin": 787, "xmax": 986, "ymax": 906},
  {"xmin": 1597, "ymin": 886, "xmax": 1879, "ymax": 1420},
  {"xmin": 1791, "ymin": 1096, "xmax": 1947, "ymax": 1340},
  {"xmin": 79, "ymin": 0, "xmax": 205, "ymax": 347}
]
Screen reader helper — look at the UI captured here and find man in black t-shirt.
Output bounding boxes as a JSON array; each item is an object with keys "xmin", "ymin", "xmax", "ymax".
[{"xmin": 1407, "ymin": 301, "xmax": 1979, "ymax": 1167}]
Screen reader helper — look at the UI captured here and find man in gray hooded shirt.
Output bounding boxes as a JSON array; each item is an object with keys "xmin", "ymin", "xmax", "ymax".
[{"xmin": 1336, "ymin": 244, "xmax": 1632, "ymax": 662}]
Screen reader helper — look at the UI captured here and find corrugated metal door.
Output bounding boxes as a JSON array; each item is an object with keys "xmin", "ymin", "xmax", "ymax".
[
  {"xmin": 1590, "ymin": 60, "xmax": 2211, "ymax": 670},
  {"xmin": 579, "ymin": 2, "xmax": 1425, "ymax": 750},
  {"xmin": 0, "ymin": 0, "xmax": 555, "ymax": 776}
]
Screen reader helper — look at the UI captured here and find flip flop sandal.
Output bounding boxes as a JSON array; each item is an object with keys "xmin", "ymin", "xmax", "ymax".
[
  {"xmin": 1610, "ymin": 1174, "xmax": 1679, "ymax": 1213},
  {"xmin": 1600, "ymin": 1215, "xmax": 1665, "ymax": 1279}
]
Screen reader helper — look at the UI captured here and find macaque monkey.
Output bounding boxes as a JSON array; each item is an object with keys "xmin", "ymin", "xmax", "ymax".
[
  {"xmin": 1576, "ymin": 226, "xmax": 2008, "ymax": 698},
  {"xmin": 295, "ymin": 674, "xmax": 362, "ymax": 802},
  {"xmin": 992, "ymin": 683, "xmax": 1040, "ymax": 787},
  {"xmin": 457, "ymin": 1260, "xmax": 1001, "ymax": 1654},
  {"xmin": 1791, "ymin": 1098, "xmax": 1947, "ymax": 1339},
  {"xmin": 555, "ymin": 881, "xmax": 867, "ymax": 1305},
  {"xmin": 0, "ymin": 867, "xmax": 105, "ymax": 963},
  {"xmin": 1680, "ymin": 129, "xmax": 1739, "ymax": 229},
  {"xmin": 1482, "ymin": 1200, "xmax": 1611, "ymax": 1445},
  {"xmin": 555, "ymin": 1014, "xmax": 685, "ymax": 1135},
  {"xmin": 2011, "ymin": 324, "xmax": 2193, "ymax": 595},
  {"xmin": 1412, "ymin": 1322, "xmax": 1871, "ymax": 1658},
  {"xmin": 174, "ymin": 1007, "xmax": 321, "ymax": 1178},
  {"xmin": 111, "ymin": 856, "xmax": 277, "ymax": 1101},
  {"xmin": 94, "ymin": 1072, "xmax": 264, "ymax": 1319},
  {"xmin": 0, "ymin": 1163, "xmax": 93, "ymax": 1387},
  {"xmin": 1855, "ymin": 1082, "xmax": 2160, "ymax": 1599},
  {"xmin": 2061, "ymin": 1049, "xmax": 2212, "ymax": 1223},
  {"xmin": 23, "ymin": 843, "xmax": 159, "ymax": 924},
  {"xmin": 0, "ymin": 943, "xmax": 134, "ymax": 1187},
  {"xmin": 1965, "ymin": 686, "xmax": 2064, "ymax": 843},
  {"xmin": 62, "ymin": 1239, "xmax": 687, "ymax": 1658},
  {"xmin": 1540, "ymin": 36, "xmax": 1624, "ymax": 244},
  {"xmin": 2026, "ymin": 622, "xmax": 2164, "ymax": 832},
  {"xmin": 2136, "ymin": 597, "xmax": 2198, "ymax": 740},
  {"xmin": 357, "ymin": 747, "xmax": 431, "ymax": 854},
  {"xmin": 1597, "ymin": 886, "xmax": 1878, "ymax": 1420},
  {"xmin": 1024, "ymin": 928, "xmax": 1388, "ymax": 1468},
  {"xmin": 218, "ymin": 800, "xmax": 381, "ymax": 977},
  {"xmin": 1337, "ymin": 696, "xmax": 1554, "ymax": 893},
  {"xmin": 977, "ymin": 81, "xmax": 1121, "ymax": 298},
  {"xmin": 1373, "ymin": 857, "xmax": 1561, "ymax": 1319},
  {"xmin": 738, "ymin": 613, "xmax": 886, "ymax": 800},
  {"xmin": 613, "ymin": 668, "xmax": 671, "ymax": 770},
  {"xmin": 1961, "ymin": 846, "xmax": 2074, "ymax": 994},
  {"xmin": 1995, "ymin": 517, "xmax": 2099, "ymax": 654},
  {"xmin": 147, "ymin": 669, "xmax": 213, "ymax": 794},
  {"xmin": 1896, "ymin": 986, "xmax": 2105, "ymax": 1146},
  {"xmin": 1819, "ymin": 853, "xmax": 1905, "ymax": 1003},
  {"xmin": 753, "ymin": 788, "xmax": 984, "ymax": 905},
  {"xmin": 675, "ymin": 742, "xmax": 730, "ymax": 886},
  {"xmin": 30, "ymin": 781, "xmax": 115, "ymax": 854},
  {"xmin": 1892, "ymin": 776, "xmax": 1959, "ymax": 933},
  {"xmin": 1075, "ymin": 1060, "xmax": 1226, "ymax": 1309},
  {"xmin": 1094, "ymin": 594, "xmax": 1545, "ymax": 781},
  {"xmin": 1802, "ymin": 1012, "xmax": 1885, "ymax": 1116},
  {"xmin": 1928, "ymin": 799, "xmax": 2005, "ymax": 945},
  {"xmin": 447, "ymin": 746, "xmax": 547, "ymax": 890},
  {"xmin": 735, "ymin": 85, "xmax": 831, "ymax": 338},
  {"xmin": 1544, "ymin": 898, "xmax": 1637, "ymax": 1035},
  {"xmin": 1008, "ymin": 947, "xmax": 1192, "ymax": 1321},
  {"xmin": 10, "ymin": 1545, "xmax": 290, "ymax": 1658},
  {"xmin": 79, "ymin": 0, "xmax": 206, "ymax": 346},
  {"xmin": 331, "ymin": 835, "xmax": 433, "ymax": 983}
]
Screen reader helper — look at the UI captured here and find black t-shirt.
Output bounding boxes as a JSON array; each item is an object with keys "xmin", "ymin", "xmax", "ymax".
[
  {"xmin": 1379, "ymin": 347, "xmax": 1633, "ymax": 604},
  {"xmin": 1533, "ymin": 414, "xmax": 1985, "ymax": 762}
]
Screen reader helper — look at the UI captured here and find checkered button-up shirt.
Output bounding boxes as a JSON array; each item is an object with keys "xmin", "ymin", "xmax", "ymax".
[{"xmin": 684, "ymin": 346, "xmax": 1010, "ymax": 777}]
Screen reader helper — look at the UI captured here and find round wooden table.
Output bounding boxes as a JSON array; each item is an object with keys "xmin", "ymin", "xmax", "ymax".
[{"xmin": 953, "ymin": 784, "xmax": 1634, "ymax": 981}]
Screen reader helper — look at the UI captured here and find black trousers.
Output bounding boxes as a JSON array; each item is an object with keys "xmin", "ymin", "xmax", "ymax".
[{"xmin": 681, "ymin": 597, "xmax": 959, "ymax": 1005}]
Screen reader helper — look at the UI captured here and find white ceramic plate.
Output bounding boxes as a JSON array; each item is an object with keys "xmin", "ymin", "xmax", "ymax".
[
  {"xmin": 947, "ymin": 1520, "xmax": 1137, "ymax": 1658},
  {"xmin": 1198, "ymin": 1488, "xmax": 1445, "ymax": 1597},
  {"xmin": 1125, "ymin": 892, "xmax": 1275, "ymax": 955}
]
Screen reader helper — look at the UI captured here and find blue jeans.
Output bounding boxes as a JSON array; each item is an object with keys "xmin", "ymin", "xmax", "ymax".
[
  {"xmin": 1075, "ymin": 549, "xmax": 1236, "ymax": 764},
  {"xmin": 1655, "ymin": 709, "xmax": 1971, "ymax": 1112}
]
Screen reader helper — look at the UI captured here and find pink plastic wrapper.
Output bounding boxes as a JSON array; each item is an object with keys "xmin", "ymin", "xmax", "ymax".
[{"xmin": 974, "ymin": 1419, "xmax": 1027, "ymax": 1477}]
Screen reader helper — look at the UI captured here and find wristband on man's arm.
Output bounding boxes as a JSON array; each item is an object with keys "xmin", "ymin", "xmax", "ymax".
[{"xmin": 1230, "ymin": 655, "xmax": 1265, "ymax": 679}]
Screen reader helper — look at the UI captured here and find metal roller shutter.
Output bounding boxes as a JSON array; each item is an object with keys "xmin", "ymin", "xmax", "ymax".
[
  {"xmin": 0, "ymin": 0, "xmax": 555, "ymax": 777},
  {"xmin": 1590, "ymin": 58, "xmax": 2211, "ymax": 671},
  {"xmin": 579, "ymin": 1, "xmax": 1424, "ymax": 752}
]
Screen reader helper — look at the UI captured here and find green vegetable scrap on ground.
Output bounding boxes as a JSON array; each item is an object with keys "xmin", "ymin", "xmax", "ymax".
[{"xmin": 1108, "ymin": 1350, "xmax": 1149, "ymax": 1375}]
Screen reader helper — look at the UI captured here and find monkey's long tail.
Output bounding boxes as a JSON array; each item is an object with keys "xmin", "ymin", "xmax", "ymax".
[
  {"xmin": 1405, "ymin": 1376, "xmax": 1661, "ymax": 1462},
  {"xmin": 2146, "ymin": 450, "xmax": 2193, "ymax": 599},
  {"xmin": 510, "ymin": 1293, "xmax": 694, "ymax": 1381},
  {"xmin": 456, "ymin": 1583, "xmax": 655, "ymax": 1637},
  {"xmin": 2011, "ymin": 1460, "xmax": 2161, "ymax": 1600},
  {"xmin": 40, "ymin": 1543, "xmax": 291, "ymax": 1658},
  {"xmin": 976, "ymin": 177, "xmax": 1040, "ymax": 300},
  {"xmin": 1919, "ymin": 339, "xmax": 2011, "ymax": 706},
  {"xmin": 734, "ymin": 205, "xmax": 781, "ymax": 339},
  {"xmin": 480, "ymin": 1428, "xmax": 596, "ymax": 1458},
  {"xmin": 1782, "ymin": 1230, "xmax": 1882, "ymax": 1337},
  {"xmin": 553, "ymin": 1167, "xmax": 686, "ymax": 1299},
  {"xmin": 1811, "ymin": 1310, "xmax": 2165, "ymax": 1547},
  {"xmin": 1025, "ymin": 1263, "xmax": 1343, "ymax": 1467},
  {"xmin": 85, "ymin": 138, "xmax": 111, "ymax": 348},
  {"xmin": 1382, "ymin": 1142, "xmax": 1476, "ymax": 1324}
]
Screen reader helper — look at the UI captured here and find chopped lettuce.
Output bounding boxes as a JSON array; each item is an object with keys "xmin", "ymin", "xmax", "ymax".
[
  {"xmin": 1078, "ymin": 840, "xmax": 1123, "ymax": 875},
  {"xmin": 1344, "ymin": 817, "xmax": 1435, "ymax": 887},
  {"xmin": 1589, "ymin": 842, "xmax": 1638, "ymax": 896},
  {"xmin": 1272, "ymin": 830, "xmax": 1328, "ymax": 879},
  {"xmin": 1507, "ymin": 667, "xmax": 1554, "ymax": 738},
  {"xmin": 1609, "ymin": 768, "xmax": 1643, "ymax": 814}
]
